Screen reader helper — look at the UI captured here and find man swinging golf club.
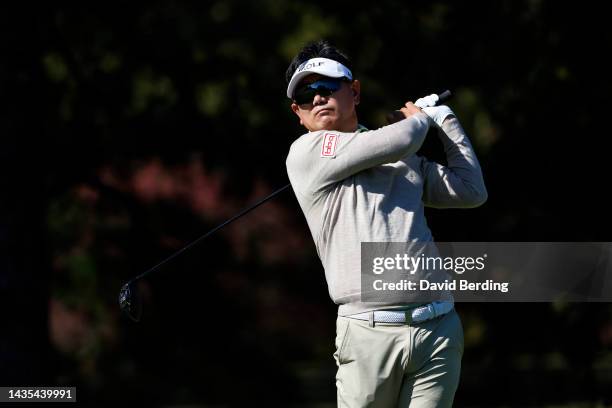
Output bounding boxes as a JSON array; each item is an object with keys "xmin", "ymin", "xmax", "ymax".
[{"xmin": 285, "ymin": 40, "xmax": 487, "ymax": 407}]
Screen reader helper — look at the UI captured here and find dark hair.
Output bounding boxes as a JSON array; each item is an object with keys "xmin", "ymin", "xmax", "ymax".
[{"xmin": 285, "ymin": 40, "xmax": 353, "ymax": 84}]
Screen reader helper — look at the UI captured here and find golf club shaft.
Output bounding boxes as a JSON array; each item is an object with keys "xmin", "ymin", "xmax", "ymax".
[{"xmin": 130, "ymin": 183, "xmax": 291, "ymax": 283}]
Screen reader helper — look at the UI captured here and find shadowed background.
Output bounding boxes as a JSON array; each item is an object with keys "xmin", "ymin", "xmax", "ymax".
[{"xmin": 1, "ymin": 1, "xmax": 611, "ymax": 406}]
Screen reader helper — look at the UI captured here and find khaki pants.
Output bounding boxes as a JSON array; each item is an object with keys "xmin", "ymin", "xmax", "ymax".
[{"xmin": 334, "ymin": 309, "xmax": 463, "ymax": 408}]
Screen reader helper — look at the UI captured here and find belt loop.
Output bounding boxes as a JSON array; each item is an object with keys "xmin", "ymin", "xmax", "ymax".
[
  {"xmin": 428, "ymin": 303, "xmax": 437, "ymax": 318},
  {"xmin": 405, "ymin": 310, "xmax": 413, "ymax": 325},
  {"xmin": 369, "ymin": 311, "xmax": 375, "ymax": 327}
]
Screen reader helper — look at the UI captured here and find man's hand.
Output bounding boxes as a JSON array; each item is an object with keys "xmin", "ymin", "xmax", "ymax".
[
  {"xmin": 414, "ymin": 94, "xmax": 439, "ymax": 109},
  {"xmin": 400, "ymin": 102, "xmax": 422, "ymax": 119},
  {"xmin": 415, "ymin": 93, "xmax": 454, "ymax": 127},
  {"xmin": 386, "ymin": 102, "xmax": 422, "ymax": 124}
]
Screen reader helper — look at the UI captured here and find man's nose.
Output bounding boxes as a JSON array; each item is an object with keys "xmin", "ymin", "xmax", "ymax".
[{"xmin": 313, "ymin": 93, "xmax": 327, "ymax": 105}]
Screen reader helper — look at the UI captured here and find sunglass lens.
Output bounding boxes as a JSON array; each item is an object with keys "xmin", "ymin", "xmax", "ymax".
[
  {"xmin": 294, "ymin": 88, "xmax": 317, "ymax": 105},
  {"xmin": 294, "ymin": 79, "xmax": 343, "ymax": 105}
]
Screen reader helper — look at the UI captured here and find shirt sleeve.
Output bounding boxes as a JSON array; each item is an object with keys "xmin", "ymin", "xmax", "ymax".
[
  {"xmin": 286, "ymin": 113, "xmax": 430, "ymax": 196},
  {"xmin": 421, "ymin": 116, "xmax": 488, "ymax": 208}
]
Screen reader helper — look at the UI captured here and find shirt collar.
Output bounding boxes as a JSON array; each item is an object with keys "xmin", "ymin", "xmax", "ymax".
[{"xmin": 356, "ymin": 124, "xmax": 368, "ymax": 132}]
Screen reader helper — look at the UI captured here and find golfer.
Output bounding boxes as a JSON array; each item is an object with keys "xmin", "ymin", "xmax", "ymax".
[{"xmin": 285, "ymin": 40, "xmax": 487, "ymax": 407}]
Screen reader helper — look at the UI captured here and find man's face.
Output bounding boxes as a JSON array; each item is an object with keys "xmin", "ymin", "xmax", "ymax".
[{"xmin": 291, "ymin": 74, "xmax": 360, "ymax": 132}]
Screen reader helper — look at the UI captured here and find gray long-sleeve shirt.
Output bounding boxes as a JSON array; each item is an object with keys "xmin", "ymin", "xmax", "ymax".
[{"xmin": 286, "ymin": 112, "xmax": 487, "ymax": 316}]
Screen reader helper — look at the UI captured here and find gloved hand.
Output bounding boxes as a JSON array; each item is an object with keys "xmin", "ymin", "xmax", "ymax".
[
  {"xmin": 414, "ymin": 94, "xmax": 439, "ymax": 109},
  {"xmin": 415, "ymin": 93, "xmax": 454, "ymax": 127}
]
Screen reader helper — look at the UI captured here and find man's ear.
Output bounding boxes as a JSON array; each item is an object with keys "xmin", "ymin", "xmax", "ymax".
[
  {"xmin": 291, "ymin": 103, "xmax": 304, "ymax": 125},
  {"xmin": 351, "ymin": 80, "xmax": 361, "ymax": 105}
]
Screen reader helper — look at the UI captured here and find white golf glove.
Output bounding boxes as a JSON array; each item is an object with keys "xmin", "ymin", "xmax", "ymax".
[
  {"xmin": 414, "ymin": 94, "xmax": 439, "ymax": 109},
  {"xmin": 415, "ymin": 93, "xmax": 454, "ymax": 127}
]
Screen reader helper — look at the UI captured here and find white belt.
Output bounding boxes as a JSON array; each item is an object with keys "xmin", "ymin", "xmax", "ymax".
[{"xmin": 347, "ymin": 301, "xmax": 454, "ymax": 325}]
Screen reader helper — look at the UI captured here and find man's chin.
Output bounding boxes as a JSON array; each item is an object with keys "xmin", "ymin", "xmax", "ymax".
[{"xmin": 315, "ymin": 118, "xmax": 338, "ymax": 131}]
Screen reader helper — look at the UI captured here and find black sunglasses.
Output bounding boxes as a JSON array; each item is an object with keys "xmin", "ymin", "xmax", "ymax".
[{"xmin": 293, "ymin": 77, "xmax": 350, "ymax": 105}]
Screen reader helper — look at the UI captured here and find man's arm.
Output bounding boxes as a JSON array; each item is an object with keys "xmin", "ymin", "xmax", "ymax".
[
  {"xmin": 421, "ymin": 115, "xmax": 488, "ymax": 208},
  {"xmin": 287, "ymin": 111, "xmax": 430, "ymax": 195}
]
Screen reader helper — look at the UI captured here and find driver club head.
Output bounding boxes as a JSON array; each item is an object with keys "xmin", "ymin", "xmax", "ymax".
[{"xmin": 119, "ymin": 281, "xmax": 143, "ymax": 322}]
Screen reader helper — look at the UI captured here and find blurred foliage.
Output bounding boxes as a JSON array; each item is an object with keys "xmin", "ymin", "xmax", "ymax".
[{"xmin": 2, "ymin": 0, "xmax": 612, "ymax": 406}]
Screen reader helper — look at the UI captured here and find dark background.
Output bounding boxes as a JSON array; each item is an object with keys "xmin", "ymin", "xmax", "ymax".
[{"xmin": 1, "ymin": 1, "xmax": 611, "ymax": 407}]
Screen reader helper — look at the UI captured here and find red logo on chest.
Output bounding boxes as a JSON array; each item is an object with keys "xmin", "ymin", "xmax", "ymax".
[{"xmin": 321, "ymin": 133, "xmax": 338, "ymax": 157}]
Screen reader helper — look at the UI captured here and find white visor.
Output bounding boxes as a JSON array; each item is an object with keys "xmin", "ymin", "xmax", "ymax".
[{"xmin": 286, "ymin": 57, "xmax": 353, "ymax": 99}]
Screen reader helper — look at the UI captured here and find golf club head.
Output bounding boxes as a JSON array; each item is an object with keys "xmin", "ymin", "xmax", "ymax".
[{"xmin": 119, "ymin": 281, "xmax": 143, "ymax": 322}]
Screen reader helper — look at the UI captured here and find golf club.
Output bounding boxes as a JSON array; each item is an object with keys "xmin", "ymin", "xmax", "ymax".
[
  {"xmin": 118, "ymin": 183, "xmax": 291, "ymax": 321},
  {"xmin": 119, "ymin": 90, "xmax": 453, "ymax": 322}
]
